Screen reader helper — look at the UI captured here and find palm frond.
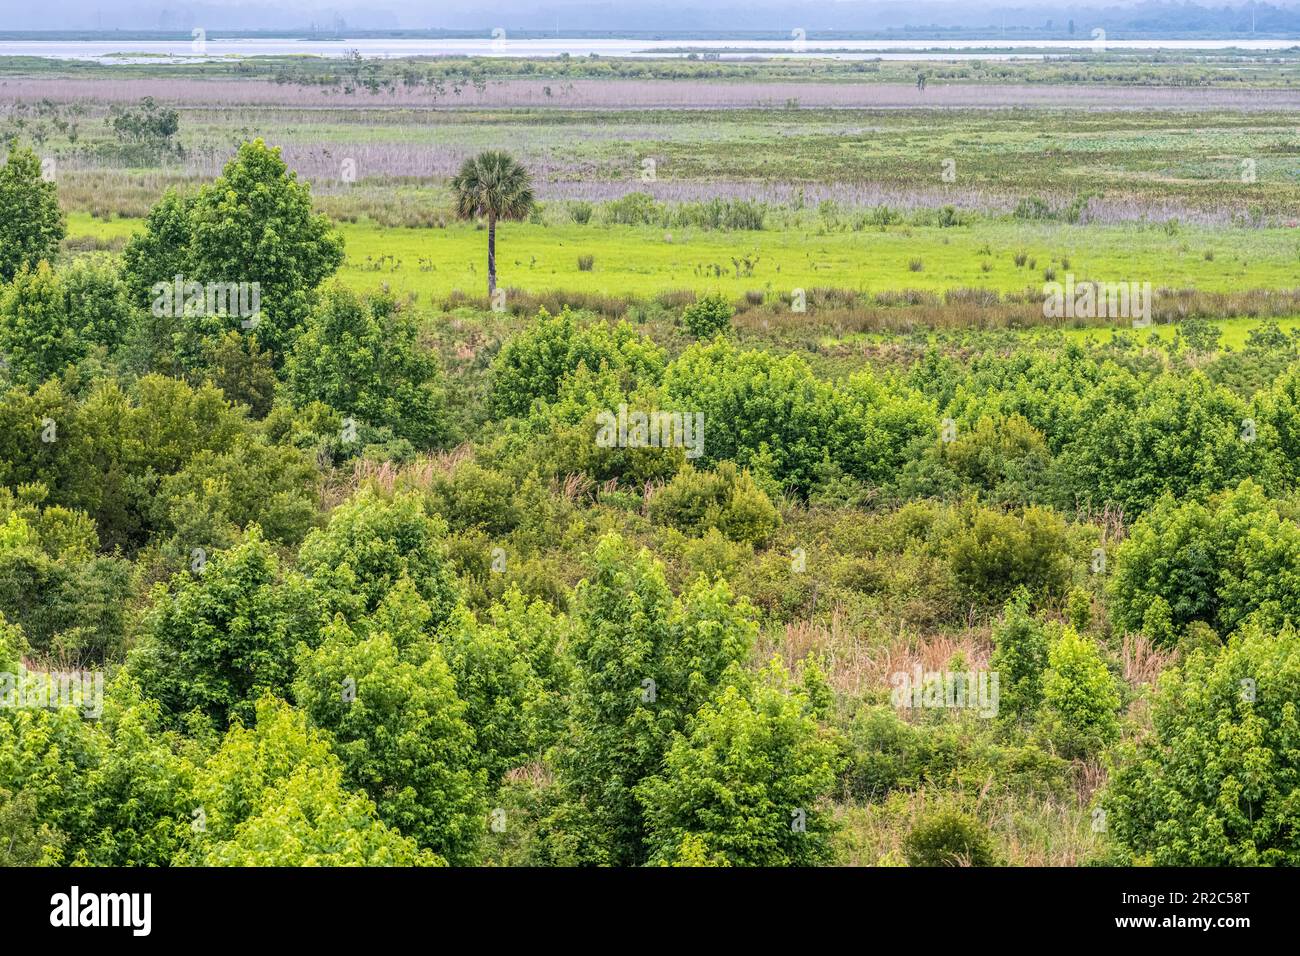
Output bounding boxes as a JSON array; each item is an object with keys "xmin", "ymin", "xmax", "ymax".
[{"xmin": 450, "ymin": 150, "xmax": 535, "ymax": 222}]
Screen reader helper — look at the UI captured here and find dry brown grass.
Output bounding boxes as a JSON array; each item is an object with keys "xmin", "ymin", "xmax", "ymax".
[
  {"xmin": 733, "ymin": 285, "xmax": 1300, "ymax": 335},
  {"xmin": 319, "ymin": 444, "xmax": 474, "ymax": 511},
  {"xmin": 763, "ymin": 608, "xmax": 993, "ymax": 700},
  {"xmin": 553, "ymin": 472, "xmax": 596, "ymax": 503},
  {"xmin": 503, "ymin": 761, "xmax": 554, "ymax": 789},
  {"xmin": 1121, "ymin": 632, "xmax": 1176, "ymax": 689}
]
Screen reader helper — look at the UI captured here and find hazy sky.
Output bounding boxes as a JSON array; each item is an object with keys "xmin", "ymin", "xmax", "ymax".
[{"xmin": 0, "ymin": 1, "xmax": 1270, "ymax": 34}]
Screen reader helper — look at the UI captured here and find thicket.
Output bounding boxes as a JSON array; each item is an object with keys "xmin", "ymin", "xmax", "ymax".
[{"xmin": 1, "ymin": 138, "xmax": 1297, "ymax": 867}]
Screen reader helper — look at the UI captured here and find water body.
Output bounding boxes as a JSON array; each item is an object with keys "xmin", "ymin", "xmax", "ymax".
[{"xmin": 2, "ymin": 37, "xmax": 1299, "ymax": 63}]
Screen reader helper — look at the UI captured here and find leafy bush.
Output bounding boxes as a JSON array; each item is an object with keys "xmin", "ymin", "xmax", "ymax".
[
  {"xmin": 1038, "ymin": 626, "xmax": 1121, "ymax": 760},
  {"xmin": 681, "ymin": 292, "xmax": 734, "ymax": 339},
  {"xmin": 556, "ymin": 532, "xmax": 756, "ymax": 865},
  {"xmin": 947, "ymin": 505, "xmax": 1075, "ymax": 608},
  {"xmin": 293, "ymin": 605, "xmax": 486, "ymax": 864},
  {"xmin": 636, "ymin": 661, "xmax": 840, "ymax": 866},
  {"xmin": 989, "ymin": 590, "xmax": 1051, "ymax": 725},
  {"xmin": 0, "ymin": 262, "xmax": 87, "ymax": 386},
  {"xmin": 1102, "ymin": 620, "xmax": 1300, "ymax": 865},
  {"xmin": 129, "ymin": 527, "xmax": 314, "ymax": 729},
  {"xmin": 489, "ymin": 307, "xmax": 665, "ymax": 418},
  {"xmin": 1109, "ymin": 480, "xmax": 1300, "ymax": 641},
  {"xmin": 296, "ymin": 487, "xmax": 460, "ymax": 627},
  {"xmin": 284, "ymin": 286, "xmax": 448, "ymax": 448},
  {"xmin": 185, "ymin": 696, "xmax": 440, "ymax": 866},
  {"xmin": 648, "ymin": 461, "xmax": 779, "ymax": 544},
  {"xmin": 904, "ymin": 804, "xmax": 998, "ymax": 866}
]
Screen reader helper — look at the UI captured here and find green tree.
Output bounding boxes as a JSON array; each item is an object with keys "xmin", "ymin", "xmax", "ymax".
[
  {"xmin": 124, "ymin": 141, "xmax": 343, "ymax": 364},
  {"xmin": 0, "ymin": 146, "xmax": 65, "ymax": 282},
  {"xmin": 488, "ymin": 307, "xmax": 664, "ymax": 419},
  {"xmin": 120, "ymin": 189, "xmax": 195, "ymax": 310},
  {"xmin": 0, "ymin": 488, "xmax": 132, "ymax": 661},
  {"xmin": 681, "ymin": 293, "xmax": 733, "ymax": 339},
  {"xmin": 1038, "ymin": 626, "xmax": 1121, "ymax": 759},
  {"xmin": 77, "ymin": 677, "xmax": 194, "ymax": 866},
  {"xmin": 451, "ymin": 151, "xmax": 535, "ymax": 296},
  {"xmin": 107, "ymin": 97, "xmax": 180, "ymax": 153},
  {"xmin": 59, "ymin": 256, "xmax": 134, "ymax": 353},
  {"xmin": 293, "ymin": 607, "xmax": 487, "ymax": 864},
  {"xmin": 440, "ymin": 590, "xmax": 572, "ymax": 787},
  {"xmin": 1102, "ymin": 621, "xmax": 1300, "ymax": 865},
  {"xmin": 558, "ymin": 533, "xmax": 755, "ymax": 865},
  {"xmin": 296, "ymin": 487, "xmax": 460, "ymax": 628},
  {"xmin": 186, "ymin": 696, "xmax": 440, "ymax": 866},
  {"xmin": 0, "ymin": 262, "xmax": 86, "ymax": 386},
  {"xmin": 989, "ymin": 589, "xmax": 1051, "ymax": 725},
  {"xmin": 0, "ymin": 668, "xmax": 97, "ymax": 867},
  {"xmin": 636, "ymin": 660, "xmax": 840, "ymax": 867},
  {"xmin": 284, "ymin": 286, "xmax": 448, "ymax": 448},
  {"xmin": 187, "ymin": 140, "xmax": 343, "ymax": 361},
  {"xmin": 129, "ymin": 526, "xmax": 313, "ymax": 729},
  {"xmin": 48, "ymin": 374, "xmax": 251, "ymax": 552}
]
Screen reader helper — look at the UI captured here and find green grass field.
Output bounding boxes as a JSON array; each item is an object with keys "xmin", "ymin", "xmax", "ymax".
[{"xmin": 67, "ymin": 212, "xmax": 1300, "ymax": 305}]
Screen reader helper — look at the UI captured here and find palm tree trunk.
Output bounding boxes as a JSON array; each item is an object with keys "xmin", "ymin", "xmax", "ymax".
[{"xmin": 487, "ymin": 214, "xmax": 497, "ymax": 296}]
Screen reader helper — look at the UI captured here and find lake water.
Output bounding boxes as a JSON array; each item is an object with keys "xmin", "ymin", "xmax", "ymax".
[{"xmin": 2, "ymin": 37, "xmax": 1299, "ymax": 63}]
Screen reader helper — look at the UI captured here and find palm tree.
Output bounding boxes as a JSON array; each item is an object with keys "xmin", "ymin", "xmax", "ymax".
[{"xmin": 450, "ymin": 151, "xmax": 535, "ymax": 297}]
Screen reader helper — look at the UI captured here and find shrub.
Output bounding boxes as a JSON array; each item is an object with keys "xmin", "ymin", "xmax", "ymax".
[
  {"xmin": 948, "ymin": 505, "xmax": 1075, "ymax": 608},
  {"xmin": 284, "ymin": 286, "xmax": 448, "ymax": 449},
  {"xmin": 1038, "ymin": 626, "xmax": 1121, "ymax": 760},
  {"xmin": 429, "ymin": 461, "xmax": 522, "ymax": 536},
  {"xmin": 295, "ymin": 487, "xmax": 460, "ymax": 627},
  {"xmin": 648, "ymin": 461, "xmax": 779, "ymax": 545},
  {"xmin": 989, "ymin": 590, "xmax": 1051, "ymax": 725},
  {"xmin": 664, "ymin": 338, "xmax": 926, "ymax": 493},
  {"xmin": 557, "ymin": 533, "xmax": 756, "ymax": 865},
  {"xmin": 293, "ymin": 610, "xmax": 486, "ymax": 863},
  {"xmin": 1109, "ymin": 480, "xmax": 1300, "ymax": 641},
  {"xmin": 904, "ymin": 805, "xmax": 998, "ymax": 866},
  {"xmin": 1102, "ymin": 621, "xmax": 1300, "ymax": 865},
  {"xmin": 128, "ymin": 527, "xmax": 314, "ymax": 729},
  {"xmin": 1013, "ymin": 197, "xmax": 1053, "ymax": 221},
  {"xmin": 940, "ymin": 413, "xmax": 1052, "ymax": 504},
  {"xmin": 681, "ymin": 292, "xmax": 733, "ymax": 339},
  {"xmin": 635, "ymin": 661, "xmax": 840, "ymax": 867},
  {"xmin": 0, "ymin": 262, "xmax": 87, "ymax": 386},
  {"xmin": 489, "ymin": 307, "xmax": 665, "ymax": 418},
  {"xmin": 186, "ymin": 696, "xmax": 440, "ymax": 866}
]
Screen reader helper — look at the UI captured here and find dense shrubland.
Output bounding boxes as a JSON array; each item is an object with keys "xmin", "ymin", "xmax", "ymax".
[{"xmin": 0, "ymin": 138, "xmax": 1297, "ymax": 868}]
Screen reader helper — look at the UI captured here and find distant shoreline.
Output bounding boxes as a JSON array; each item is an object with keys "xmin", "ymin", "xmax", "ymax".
[{"xmin": 3, "ymin": 35, "xmax": 1300, "ymax": 64}]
